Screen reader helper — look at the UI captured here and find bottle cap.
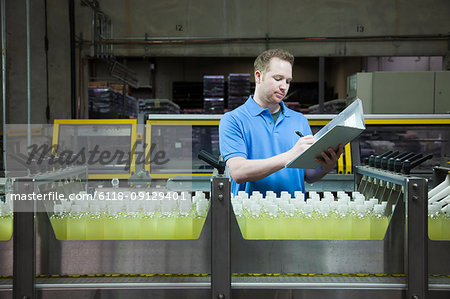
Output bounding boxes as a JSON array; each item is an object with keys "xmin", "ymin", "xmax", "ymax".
[
  {"xmin": 90, "ymin": 204, "xmax": 101, "ymax": 213},
  {"xmin": 250, "ymin": 204, "xmax": 261, "ymax": 216},
  {"xmin": 233, "ymin": 203, "xmax": 243, "ymax": 215},
  {"xmin": 70, "ymin": 205, "xmax": 82, "ymax": 214},
  {"xmin": 337, "ymin": 204, "xmax": 349, "ymax": 214},
  {"xmin": 238, "ymin": 191, "xmax": 248, "ymax": 199},
  {"xmin": 374, "ymin": 204, "xmax": 384, "ymax": 214},
  {"xmin": 294, "ymin": 191, "xmax": 304, "ymax": 199},
  {"xmin": 303, "ymin": 204, "xmax": 313, "ymax": 214},
  {"xmin": 356, "ymin": 205, "xmax": 365, "ymax": 214},
  {"xmin": 53, "ymin": 204, "xmax": 63, "ymax": 214}
]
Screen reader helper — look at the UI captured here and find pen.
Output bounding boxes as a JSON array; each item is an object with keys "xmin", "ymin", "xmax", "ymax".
[{"xmin": 295, "ymin": 131, "xmax": 304, "ymax": 137}]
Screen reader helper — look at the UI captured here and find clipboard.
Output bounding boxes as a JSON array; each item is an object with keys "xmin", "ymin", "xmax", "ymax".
[{"xmin": 286, "ymin": 98, "xmax": 365, "ymax": 169}]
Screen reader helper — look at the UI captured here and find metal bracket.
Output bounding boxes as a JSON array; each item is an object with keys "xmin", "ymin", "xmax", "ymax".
[
  {"xmin": 13, "ymin": 179, "xmax": 35, "ymax": 299},
  {"xmin": 406, "ymin": 178, "xmax": 428, "ymax": 299},
  {"xmin": 211, "ymin": 175, "xmax": 231, "ymax": 299}
]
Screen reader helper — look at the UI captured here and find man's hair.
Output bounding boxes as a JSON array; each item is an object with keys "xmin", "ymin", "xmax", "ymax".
[{"xmin": 254, "ymin": 49, "xmax": 294, "ymax": 74}]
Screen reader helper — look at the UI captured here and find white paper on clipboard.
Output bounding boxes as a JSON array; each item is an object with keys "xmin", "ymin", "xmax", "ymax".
[{"xmin": 285, "ymin": 98, "xmax": 365, "ymax": 169}]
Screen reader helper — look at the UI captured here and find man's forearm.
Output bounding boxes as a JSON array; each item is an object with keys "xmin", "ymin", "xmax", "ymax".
[
  {"xmin": 304, "ymin": 166, "xmax": 327, "ymax": 184},
  {"xmin": 227, "ymin": 152, "xmax": 292, "ymax": 184}
]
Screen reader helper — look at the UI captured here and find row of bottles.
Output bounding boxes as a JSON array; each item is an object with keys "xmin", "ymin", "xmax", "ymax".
[
  {"xmin": 49, "ymin": 191, "xmax": 209, "ymax": 240},
  {"xmin": 0, "ymin": 201, "xmax": 13, "ymax": 241},
  {"xmin": 232, "ymin": 191, "xmax": 391, "ymax": 240},
  {"xmin": 428, "ymin": 203, "xmax": 450, "ymax": 240},
  {"xmin": 428, "ymin": 175, "xmax": 450, "ymax": 240}
]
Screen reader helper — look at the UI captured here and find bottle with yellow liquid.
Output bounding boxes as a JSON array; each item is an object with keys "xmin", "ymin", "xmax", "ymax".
[
  {"xmin": 233, "ymin": 203, "xmax": 247, "ymax": 238},
  {"xmin": 263, "ymin": 204, "xmax": 280, "ymax": 239},
  {"xmin": 193, "ymin": 199, "xmax": 208, "ymax": 238},
  {"xmin": 104, "ymin": 205, "xmax": 123, "ymax": 240},
  {"xmin": 333, "ymin": 204, "xmax": 351, "ymax": 239},
  {"xmin": 50, "ymin": 204, "xmax": 67, "ymax": 240},
  {"xmin": 175, "ymin": 198, "xmax": 194, "ymax": 239},
  {"xmin": 244, "ymin": 204, "xmax": 263, "ymax": 239},
  {"xmin": 281, "ymin": 203, "xmax": 297, "ymax": 239},
  {"xmin": 316, "ymin": 203, "xmax": 331, "ymax": 239},
  {"xmin": 443, "ymin": 210, "xmax": 450, "ymax": 240},
  {"xmin": 0, "ymin": 202, "xmax": 13, "ymax": 241},
  {"xmin": 140, "ymin": 201, "xmax": 158, "ymax": 239},
  {"xmin": 122, "ymin": 203, "xmax": 140, "ymax": 240},
  {"xmin": 291, "ymin": 200, "xmax": 305, "ymax": 239},
  {"xmin": 298, "ymin": 204, "xmax": 315, "ymax": 239},
  {"xmin": 85, "ymin": 204, "xmax": 104, "ymax": 240},
  {"xmin": 428, "ymin": 204, "xmax": 443, "ymax": 240},
  {"xmin": 351, "ymin": 205, "xmax": 371, "ymax": 239},
  {"xmin": 157, "ymin": 199, "xmax": 177, "ymax": 239},
  {"xmin": 370, "ymin": 204, "xmax": 389, "ymax": 239},
  {"xmin": 66, "ymin": 205, "xmax": 86, "ymax": 240}
]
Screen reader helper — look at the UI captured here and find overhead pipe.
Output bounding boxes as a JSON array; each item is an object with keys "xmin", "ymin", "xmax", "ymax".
[
  {"xmin": 26, "ymin": 0, "xmax": 31, "ymax": 152},
  {"xmin": 69, "ymin": 0, "xmax": 76, "ymax": 118},
  {"xmin": 91, "ymin": 33, "xmax": 449, "ymax": 45},
  {"xmin": 1, "ymin": 0, "xmax": 6, "ymax": 173}
]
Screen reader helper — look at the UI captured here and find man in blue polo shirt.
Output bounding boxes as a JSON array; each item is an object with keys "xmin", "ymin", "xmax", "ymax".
[{"xmin": 219, "ymin": 49, "xmax": 343, "ymax": 196}]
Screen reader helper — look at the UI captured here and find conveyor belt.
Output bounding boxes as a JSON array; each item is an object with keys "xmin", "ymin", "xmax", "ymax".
[
  {"xmin": 0, "ymin": 278, "xmax": 12, "ymax": 289},
  {"xmin": 2, "ymin": 274, "xmax": 448, "ymax": 291},
  {"xmin": 35, "ymin": 275, "xmax": 211, "ymax": 290}
]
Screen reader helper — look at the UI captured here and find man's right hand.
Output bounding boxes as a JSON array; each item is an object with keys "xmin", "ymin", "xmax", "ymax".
[{"xmin": 288, "ymin": 135, "xmax": 315, "ymax": 160}]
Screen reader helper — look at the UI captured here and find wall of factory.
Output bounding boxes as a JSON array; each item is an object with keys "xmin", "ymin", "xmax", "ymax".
[
  {"xmin": 75, "ymin": 0, "xmax": 450, "ymax": 57},
  {"xmin": 1, "ymin": 0, "xmax": 449, "ymax": 124}
]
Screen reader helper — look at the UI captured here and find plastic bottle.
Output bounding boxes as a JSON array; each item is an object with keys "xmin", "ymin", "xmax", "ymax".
[
  {"xmin": 316, "ymin": 203, "xmax": 331, "ymax": 239},
  {"xmin": 85, "ymin": 204, "xmax": 104, "ymax": 240},
  {"xmin": 370, "ymin": 204, "xmax": 389, "ymax": 239},
  {"xmin": 294, "ymin": 191, "xmax": 304, "ymax": 201},
  {"xmin": 104, "ymin": 205, "xmax": 123, "ymax": 240},
  {"xmin": 0, "ymin": 202, "xmax": 13, "ymax": 241},
  {"xmin": 193, "ymin": 199, "xmax": 209, "ymax": 238},
  {"xmin": 334, "ymin": 204, "xmax": 351, "ymax": 239},
  {"xmin": 351, "ymin": 205, "xmax": 371, "ymax": 239},
  {"xmin": 175, "ymin": 198, "xmax": 194, "ymax": 239},
  {"xmin": 66, "ymin": 204, "xmax": 86, "ymax": 240},
  {"xmin": 140, "ymin": 201, "xmax": 158, "ymax": 239},
  {"xmin": 264, "ymin": 204, "xmax": 280, "ymax": 239},
  {"xmin": 123, "ymin": 203, "xmax": 140, "ymax": 240},
  {"xmin": 233, "ymin": 203, "xmax": 246, "ymax": 238},
  {"xmin": 238, "ymin": 191, "xmax": 249, "ymax": 200},
  {"xmin": 157, "ymin": 199, "xmax": 177, "ymax": 239},
  {"xmin": 299, "ymin": 204, "xmax": 315, "ymax": 239},
  {"xmin": 246, "ymin": 204, "xmax": 264, "ymax": 239},
  {"xmin": 428, "ymin": 204, "xmax": 443, "ymax": 240},
  {"xmin": 443, "ymin": 210, "xmax": 450, "ymax": 241},
  {"xmin": 282, "ymin": 203, "xmax": 298, "ymax": 239}
]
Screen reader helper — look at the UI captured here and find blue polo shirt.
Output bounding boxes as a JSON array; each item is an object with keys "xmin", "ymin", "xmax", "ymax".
[{"xmin": 219, "ymin": 96, "xmax": 312, "ymax": 196}]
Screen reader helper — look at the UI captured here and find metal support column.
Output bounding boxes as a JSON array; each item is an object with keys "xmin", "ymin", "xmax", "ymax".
[
  {"xmin": 406, "ymin": 178, "xmax": 428, "ymax": 299},
  {"xmin": 318, "ymin": 57, "xmax": 325, "ymax": 113},
  {"xmin": 211, "ymin": 176, "xmax": 231, "ymax": 299},
  {"xmin": 13, "ymin": 179, "xmax": 35, "ymax": 299}
]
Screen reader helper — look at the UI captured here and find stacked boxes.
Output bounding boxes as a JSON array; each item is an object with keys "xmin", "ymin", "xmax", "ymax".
[
  {"xmin": 308, "ymin": 99, "xmax": 347, "ymax": 114},
  {"xmin": 203, "ymin": 75, "xmax": 225, "ymax": 114},
  {"xmin": 89, "ymin": 88, "xmax": 137, "ymax": 119},
  {"xmin": 227, "ymin": 73, "xmax": 250, "ymax": 110},
  {"xmin": 138, "ymin": 99, "xmax": 181, "ymax": 114}
]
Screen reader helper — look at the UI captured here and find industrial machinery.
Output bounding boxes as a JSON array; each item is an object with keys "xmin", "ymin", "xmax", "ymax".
[
  {"xmin": 346, "ymin": 71, "xmax": 450, "ymax": 114},
  {"xmin": 0, "ymin": 115, "xmax": 449, "ymax": 299}
]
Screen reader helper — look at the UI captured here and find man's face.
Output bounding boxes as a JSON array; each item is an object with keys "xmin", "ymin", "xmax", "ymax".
[{"xmin": 255, "ymin": 57, "xmax": 292, "ymax": 106}]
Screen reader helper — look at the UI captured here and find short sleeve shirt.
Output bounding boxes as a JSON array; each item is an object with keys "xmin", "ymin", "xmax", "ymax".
[{"xmin": 219, "ymin": 96, "xmax": 312, "ymax": 196}]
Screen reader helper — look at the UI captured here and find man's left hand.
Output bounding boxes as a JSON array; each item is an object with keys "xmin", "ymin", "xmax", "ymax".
[{"xmin": 314, "ymin": 144, "xmax": 344, "ymax": 173}]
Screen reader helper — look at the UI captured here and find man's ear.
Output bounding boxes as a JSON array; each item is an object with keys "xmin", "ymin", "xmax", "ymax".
[{"xmin": 255, "ymin": 70, "xmax": 262, "ymax": 84}]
